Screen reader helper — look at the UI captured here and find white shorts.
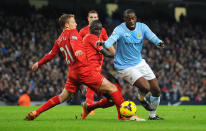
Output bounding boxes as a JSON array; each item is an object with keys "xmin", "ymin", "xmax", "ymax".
[{"xmin": 117, "ymin": 59, "xmax": 156, "ymax": 85}]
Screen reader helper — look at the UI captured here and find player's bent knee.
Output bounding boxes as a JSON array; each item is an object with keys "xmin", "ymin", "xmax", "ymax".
[
  {"xmin": 109, "ymin": 84, "xmax": 118, "ymax": 92},
  {"xmin": 100, "ymin": 78, "xmax": 117, "ymax": 93},
  {"xmin": 59, "ymin": 89, "xmax": 74, "ymax": 102}
]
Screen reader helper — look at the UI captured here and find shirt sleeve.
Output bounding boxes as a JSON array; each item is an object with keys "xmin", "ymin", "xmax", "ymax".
[
  {"xmin": 70, "ymin": 30, "xmax": 86, "ymax": 62},
  {"xmin": 143, "ymin": 23, "xmax": 162, "ymax": 46},
  {"xmin": 105, "ymin": 27, "xmax": 120, "ymax": 48},
  {"xmin": 89, "ymin": 36, "xmax": 103, "ymax": 52},
  {"xmin": 79, "ymin": 28, "xmax": 85, "ymax": 39},
  {"xmin": 38, "ymin": 41, "xmax": 60, "ymax": 67},
  {"xmin": 70, "ymin": 30, "xmax": 82, "ymax": 52},
  {"xmin": 102, "ymin": 28, "xmax": 108, "ymax": 41}
]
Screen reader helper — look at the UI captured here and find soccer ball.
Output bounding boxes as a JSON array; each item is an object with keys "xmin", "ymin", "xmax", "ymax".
[{"xmin": 120, "ymin": 101, "xmax": 137, "ymax": 117}]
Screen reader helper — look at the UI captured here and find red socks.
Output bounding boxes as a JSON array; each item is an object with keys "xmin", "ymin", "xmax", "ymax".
[
  {"xmin": 113, "ymin": 84, "xmax": 124, "ymax": 119},
  {"xmin": 36, "ymin": 95, "xmax": 61, "ymax": 115},
  {"xmin": 110, "ymin": 89, "xmax": 124, "ymax": 107},
  {"xmin": 110, "ymin": 89, "xmax": 125, "ymax": 119},
  {"xmin": 114, "ymin": 84, "xmax": 121, "ymax": 92},
  {"xmin": 87, "ymin": 84, "xmax": 124, "ymax": 119},
  {"xmin": 86, "ymin": 87, "xmax": 95, "ymax": 105},
  {"xmin": 87, "ymin": 97, "xmax": 114, "ymax": 112}
]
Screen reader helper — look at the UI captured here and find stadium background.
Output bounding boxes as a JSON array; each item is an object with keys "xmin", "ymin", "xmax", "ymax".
[{"xmin": 0, "ymin": 0, "xmax": 206, "ymax": 106}]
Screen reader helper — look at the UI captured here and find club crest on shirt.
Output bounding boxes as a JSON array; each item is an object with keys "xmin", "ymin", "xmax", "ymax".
[{"xmin": 138, "ymin": 33, "xmax": 142, "ymax": 39}]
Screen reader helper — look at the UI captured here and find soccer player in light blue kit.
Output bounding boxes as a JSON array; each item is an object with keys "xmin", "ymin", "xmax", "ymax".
[{"xmin": 98, "ymin": 9, "xmax": 165, "ymax": 120}]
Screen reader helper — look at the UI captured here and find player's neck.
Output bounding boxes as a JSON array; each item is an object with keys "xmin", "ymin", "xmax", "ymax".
[{"xmin": 63, "ymin": 27, "xmax": 73, "ymax": 31}]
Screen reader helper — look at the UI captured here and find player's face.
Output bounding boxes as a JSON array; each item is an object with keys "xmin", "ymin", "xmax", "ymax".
[
  {"xmin": 88, "ymin": 13, "xmax": 99, "ymax": 25},
  {"xmin": 66, "ymin": 17, "xmax": 77, "ymax": 30},
  {"xmin": 124, "ymin": 13, "xmax": 137, "ymax": 30},
  {"xmin": 90, "ymin": 23, "xmax": 102, "ymax": 37}
]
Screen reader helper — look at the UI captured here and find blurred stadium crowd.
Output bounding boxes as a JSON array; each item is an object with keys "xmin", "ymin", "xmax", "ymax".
[{"xmin": 0, "ymin": 5, "xmax": 206, "ymax": 105}]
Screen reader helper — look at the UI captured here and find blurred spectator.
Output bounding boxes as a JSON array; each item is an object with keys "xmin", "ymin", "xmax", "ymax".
[{"xmin": 18, "ymin": 92, "xmax": 31, "ymax": 106}]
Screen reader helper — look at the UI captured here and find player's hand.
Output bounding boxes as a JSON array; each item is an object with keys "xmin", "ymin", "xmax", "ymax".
[
  {"xmin": 75, "ymin": 50, "xmax": 83, "ymax": 56},
  {"xmin": 32, "ymin": 62, "xmax": 39, "ymax": 72},
  {"xmin": 158, "ymin": 42, "xmax": 165, "ymax": 48},
  {"xmin": 96, "ymin": 41, "xmax": 105, "ymax": 47}
]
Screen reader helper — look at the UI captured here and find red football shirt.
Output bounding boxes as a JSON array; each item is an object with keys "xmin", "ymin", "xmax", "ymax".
[
  {"xmin": 38, "ymin": 29, "xmax": 86, "ymax": 68},
  {"xmin": 83, "ymin": 34, "xmax": 104, "ymax": 71},
  {"xmin": 79, "ymin": 25, "xmax": 108, "ymax": 41}
]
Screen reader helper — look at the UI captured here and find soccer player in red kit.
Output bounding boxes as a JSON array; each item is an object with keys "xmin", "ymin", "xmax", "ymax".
[
  {"xmin": 81, "ymin": 20, "xmax": 145, "ymax": 121},
  {"xmin": 25, "ymin": 14, "xmax": 124, "ymax": 121},
  {"xmin": 79, "ymin": 10, "xmax": 116, "ymax": 115}
]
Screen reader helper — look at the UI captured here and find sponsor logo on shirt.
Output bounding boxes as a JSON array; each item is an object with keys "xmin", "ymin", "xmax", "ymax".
[{"xmin": 72, "ymin": 36, "xmax": 77, "ymax": 40}]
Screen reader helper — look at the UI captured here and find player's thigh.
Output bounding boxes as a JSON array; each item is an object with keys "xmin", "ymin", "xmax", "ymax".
[
  {"xmin": 99, "ymin": 78, "xmax": 117, "ymax": 93},
  {"xmin": 148, "ymin": 78, "xmax": 159, "ymax": 88},
  {"xmin": 81, "ymin": 71, "xmax": 104, "ymax": 93},
  {"xmin": 101, "ymin": 70, "xmax": 119, "ymax": 84},
  {"xmin": 59, "ymin": 88, "xmax": 75, "ymax": 102},
  {"xmin": 64, "ymin": 78, "xmax": 80, "ymax": 99},
  {"xmin": 118, "ymin": 60, "xmax": 155, "ymax": 83},
  {"xmin": 134, "ymin": 77, "xmax": 150, "ymax": 90},
  {"xmin": 141, "ymin": 60, "xmax": 156, "ymax": 80},
  {"xmin": 117, "ymin": 64, "xmax": 142, "ymax": 85}
]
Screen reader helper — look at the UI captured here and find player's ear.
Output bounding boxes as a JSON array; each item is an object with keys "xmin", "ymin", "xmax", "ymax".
[{"xmin": 65, "ymin": 23, "xmax": 69, "ymax": 29}]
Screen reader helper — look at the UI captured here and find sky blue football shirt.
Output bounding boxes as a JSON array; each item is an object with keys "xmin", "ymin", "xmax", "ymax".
[{"xmin": 105, "ymin": 22, "xmax": 162, "ymax": 70}]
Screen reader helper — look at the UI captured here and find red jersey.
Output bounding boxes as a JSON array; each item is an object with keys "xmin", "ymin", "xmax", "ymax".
[
  {"xmin": 38, "ymin": 29, "xmax": 86, "ymax": 69},
  {"xmin": 79, "ymin": 25, "xmax": 108, "ymax": 41},
  {"xmin": 36, "ymin": 29, "xmax": 104, "ymax": 94},
  {"xmin": 83, "ymin": 34, "xmax": 104, "ymax": 71}
]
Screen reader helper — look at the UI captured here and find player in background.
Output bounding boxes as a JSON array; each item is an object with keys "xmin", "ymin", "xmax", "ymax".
[
  {"xmin": 97, "ymin": 9, "xmax": 165, "ymax": 120},
  {"xmin": 81, "ymin": 20, "xmax": 145, "ymax": 121},
  {"xmin": 79, "ymin": 10, "xmax": 116, "ymax": 115},
  {"xmin": 25, "ymin": 14, "xmax": 125, "ymax": 121}
]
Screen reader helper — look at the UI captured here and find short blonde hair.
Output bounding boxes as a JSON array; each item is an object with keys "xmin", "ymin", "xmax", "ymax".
[{"xmin": 59, "ymin": 14, "xmax": 75, "ymax": 29}]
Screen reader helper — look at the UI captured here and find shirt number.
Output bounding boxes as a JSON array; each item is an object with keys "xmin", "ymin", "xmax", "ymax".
[{"xmin": 60, "ymin": 45, "xmax": 74, "ymax": 64}]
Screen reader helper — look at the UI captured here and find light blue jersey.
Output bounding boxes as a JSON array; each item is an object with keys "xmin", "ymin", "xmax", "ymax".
[{"xmin": 105, "ymin": 22, "xmax": 162, "ymax": 70}]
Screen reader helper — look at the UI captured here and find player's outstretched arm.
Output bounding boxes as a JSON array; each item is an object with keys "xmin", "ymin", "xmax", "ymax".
[
  {"xmin": 32, "ymin": 62, "xmax": 39, "ymax": 71},
  {"xmin": 100, "ymin": 48, "xmax": 114, "ymax": 58},
  {"xmin": 157, "ymin": 41, "xmax": 165, "ymax": 48},
  {"xmin": 108, "ymin": 46, "xmax": 116, "ymax": 55},
  {"xmin": 96, "ymin": 41, "xmax": 105, "ymax": 47}
]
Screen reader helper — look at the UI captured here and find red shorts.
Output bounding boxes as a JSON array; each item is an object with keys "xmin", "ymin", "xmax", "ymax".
[{"xmin": 65, "ymin": 66, "xmax": 104, "ymax": 93}]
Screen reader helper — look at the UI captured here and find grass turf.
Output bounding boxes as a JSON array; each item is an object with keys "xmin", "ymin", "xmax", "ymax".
[{"xmin": 0, "ymin": 105, "xmax": 205, "ymax": 131}]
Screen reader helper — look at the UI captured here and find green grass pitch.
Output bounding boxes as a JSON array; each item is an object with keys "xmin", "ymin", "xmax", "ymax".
[{"xmin": 0, "ymin": 105, "xmax": 205, "ymax": 131}]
